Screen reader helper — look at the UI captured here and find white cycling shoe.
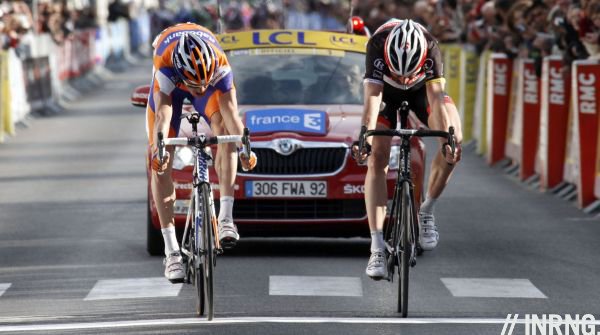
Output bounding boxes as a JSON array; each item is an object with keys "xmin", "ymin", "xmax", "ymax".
[
  {"xmin": 218, "ymin": 219, "xmax": 240, "ymax": 249},
  {"xmin": 419, "ymin": 213, "xmax": 439, "ymax": 251},
  {"xmin": 365, "ymin": 250, "xmax": 387, "ymax": 280},
  {"xmin": 164, "ymin": 251, "xmax": 185, "ymax": 283}
]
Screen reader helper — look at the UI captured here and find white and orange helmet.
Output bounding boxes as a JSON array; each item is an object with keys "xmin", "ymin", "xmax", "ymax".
[
  {"xmin": 384, "ymin": 20, "xmax": 428, "ymax": 77},
  {"xmin": 172, "ymin": 32, "xmax": 217, "ymax": 87}
]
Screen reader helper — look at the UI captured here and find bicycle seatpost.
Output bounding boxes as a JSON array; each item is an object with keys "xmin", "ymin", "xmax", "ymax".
[
  {"xmin": 400, "ymin": 101, "xmax": 409, "ymax": 111},
  {"xmin": 399, "ymin": 101, "xmax": 409, "ymax": 129}
]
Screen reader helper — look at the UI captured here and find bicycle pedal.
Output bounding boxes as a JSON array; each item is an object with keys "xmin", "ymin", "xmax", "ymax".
[
  {"xmin": 168, "ymin": 277, "xmax": 185, "ymax": 284},
  {"xmin": 368, "ymin": 275, "xmax": 386, "ymax": 281},
  {"xmin": 220, "ymin": 238, "xmax": 237, "ymax": 250}
]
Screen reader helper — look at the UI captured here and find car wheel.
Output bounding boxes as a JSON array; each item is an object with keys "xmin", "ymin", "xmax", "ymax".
[{"xmin": 147, "ymin": 197, "xmax": 164, "ymax": 256}]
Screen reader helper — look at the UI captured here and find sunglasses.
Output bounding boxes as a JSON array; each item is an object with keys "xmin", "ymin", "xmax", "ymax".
[{"xmin": 181, "ymin": 78, "xmax": 208, "ymax": 90}]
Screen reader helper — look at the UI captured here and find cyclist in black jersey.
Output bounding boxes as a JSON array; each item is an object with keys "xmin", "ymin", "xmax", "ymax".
[{"xmin": 353, "ymin": 19, "xmax": 463, "ymax": 279}]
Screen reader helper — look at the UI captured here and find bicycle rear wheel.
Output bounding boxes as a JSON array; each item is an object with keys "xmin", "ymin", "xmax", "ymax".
[
  {"xmin": 200, "ymin": 183, "xmax": 215, "ymax": 320},
  {"xmin": 398, "ymin": 180, "xmax": 413, "ymax": 317}
]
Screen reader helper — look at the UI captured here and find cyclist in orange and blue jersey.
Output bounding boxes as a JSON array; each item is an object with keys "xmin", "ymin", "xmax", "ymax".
[{"xmin": 147, "ymin": 23, "xmax": 257, "ymax": 283}]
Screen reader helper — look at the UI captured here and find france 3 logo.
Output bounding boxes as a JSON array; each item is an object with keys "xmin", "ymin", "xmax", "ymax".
[{"xmin": 245, "ymin": 109, "xmax": 327, "ymax": 135}]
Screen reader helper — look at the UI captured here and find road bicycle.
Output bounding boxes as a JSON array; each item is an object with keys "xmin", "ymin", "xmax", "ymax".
[
  {"xmin": 157, "ymin": 112, "xmax": 251, "ymax": 320},
  {"xmin": 357, "ymin": 101, "xmax": 455, "ymax": 317}
]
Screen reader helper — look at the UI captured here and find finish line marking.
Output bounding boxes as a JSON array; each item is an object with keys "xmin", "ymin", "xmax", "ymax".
[{"xmin": 3, "ymin": 317, "xmax": 600, "ymax": 332}]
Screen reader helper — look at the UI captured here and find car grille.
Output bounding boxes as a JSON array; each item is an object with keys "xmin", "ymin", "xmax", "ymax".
[
  {"xmin": 223, "ymin": 199, "xmax": 366, "ymax": 220},
  {"xmin": 239, "ymin": 148, "xmax": 347, "ymax": 175}
]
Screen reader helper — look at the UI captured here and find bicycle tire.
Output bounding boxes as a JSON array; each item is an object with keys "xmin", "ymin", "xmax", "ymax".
[
  {"xmin": 398, "ymin": 180, "xmax": 413, "ymax": 317},
  {"xmin": 385, "ymin": 184, "xmax": 402, "ymax": 272},
  {"xmin": 188, "ymin": 193, "xmax": 206, "ymax": 317},
  {"xmin": 200, "ymin": 183, "xmax": 215, "ymax": 320}
]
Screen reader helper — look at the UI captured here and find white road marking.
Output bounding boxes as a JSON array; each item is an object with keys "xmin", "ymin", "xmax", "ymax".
[
  {"xmin": 2, "ymin": 316, "xmax": 600, "ymax": 332},
  {"xmin": 0, "ymin": 284, "xmax": 10, "ymax": 297},
  {"xmin": 269, "ymin": 276, "xmax": 362, "ymax": 296},
  {"xmin": 566, "ymin": 217, "xmax": 599, "ymax": 221},
  {"xmin": 441, "ymin": 278, "xmax": 547, "ymax": 298},
  {"xmin": 84, "ymin": 278, "xmax": 182, "ymax": 301}
]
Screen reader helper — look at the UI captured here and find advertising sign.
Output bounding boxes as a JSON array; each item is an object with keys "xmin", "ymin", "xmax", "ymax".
[
  {"xmin": 572, "ymin": 60, "xmax": 600, "ymax": 208},
  {"xmin": 519, "ymin": 60, "xmax": 541, "ymax": 180},
  {"xmin": 486, "ymin": 54, "xmax": 513, "ymax": 165},
  {"xmin": 538, "ymin": 56, "xmax": 570, "ymax": 190}
]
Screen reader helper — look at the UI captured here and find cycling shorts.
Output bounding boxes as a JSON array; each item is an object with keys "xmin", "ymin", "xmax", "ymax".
[{"xmin": 377, "ymin": 85, "xmax": 454, "ymax": 129}]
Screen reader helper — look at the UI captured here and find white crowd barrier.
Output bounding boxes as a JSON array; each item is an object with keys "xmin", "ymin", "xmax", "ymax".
[
  {"xmin": 438, "ymin": 45, "xmax": 600, "ymax": 213},
  {"xmin": 0, "ymin": 18, "xmax": 143, "ymax": 143}
]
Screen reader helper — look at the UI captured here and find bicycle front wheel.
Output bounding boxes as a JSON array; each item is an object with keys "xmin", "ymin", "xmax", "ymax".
[
  {"xmin": 187, "ymin": 192, "xmax": 205, "ymax": 317},
  {"xmin": 200, "ymin": 183, "xmax": 215, "ymax": 320},
  {"xmin": 398, "ymin": 180, "xmax": 413, "ymax": 317}
]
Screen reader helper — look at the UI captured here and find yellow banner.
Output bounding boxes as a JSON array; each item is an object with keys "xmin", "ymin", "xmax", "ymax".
[
  {"xmin": 233, "ymin": 48, "xmax": 345, "ymax": 57},
  {"xmin": 462, "ymin": 48, "xmax": 479, "ymax": 143},
  {"xmin": 217, "ymin": 30, "xmax": 368, "ymax": 54},
  {"xmin": 476, "ymin": 50, "xmax": 492, "ymax": 155},
  {"xmin": 0, "ymin": 51, "xmax": 3, "ymax": 142},
  {"xmin": 441, "ymin": 44, "xmax": 462, "ymax": 113},
  {"xmin": 0, "ymin": 51, "xmax": 12, "ymax": 139}
]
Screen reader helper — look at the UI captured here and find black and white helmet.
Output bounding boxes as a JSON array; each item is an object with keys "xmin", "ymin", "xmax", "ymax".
[
  {"xmin": 384, "ymin": 20, "xmax": 428, "ymax": 77},
  {"xmin": 172, "ymin": 32, "xmax": 217, "ymax": 87}
]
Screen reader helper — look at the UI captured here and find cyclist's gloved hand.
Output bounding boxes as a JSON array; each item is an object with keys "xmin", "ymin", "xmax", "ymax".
[
  {"xmin": 151, "ymin": 147, "xmax": 170, "ymax": 174},
  {"xmin": 239, "ymin": 150, "xmax": 257, "ymax": 171},
  {"xmin": 351, "ymin": 140, "xmax": 371, "ymax": 165}
]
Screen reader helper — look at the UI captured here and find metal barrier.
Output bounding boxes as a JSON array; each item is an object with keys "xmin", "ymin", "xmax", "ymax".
[
  {"xmin": 438, "ymin": 44, "xmax": 600, "ymax": 213},
  {"xmin": 0, "ymin": 17, "xmax": 139, "ymax": 143}
]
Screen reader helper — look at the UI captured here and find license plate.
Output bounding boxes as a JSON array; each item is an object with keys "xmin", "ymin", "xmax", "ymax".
[
  {"xmin": 173, "ymin": 200, "xmax": 190, "ymax": 215},
  {"xmin": 245, "ymin": 181, "xmax": 327, "ymax": 198}
]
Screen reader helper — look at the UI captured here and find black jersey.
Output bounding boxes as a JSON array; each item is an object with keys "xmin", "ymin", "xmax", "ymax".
[{"xmin": 364, "ymin": 21, "xmax": 444, "ymax": 93}]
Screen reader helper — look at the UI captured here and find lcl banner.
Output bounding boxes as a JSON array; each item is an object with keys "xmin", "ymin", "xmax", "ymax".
[
  {"xmin": 538, "ymin": 56, "xmax": 570, "ymax": 190},
  {"xmin": 571, "ymin": 60, "xmax": 600, "ymax": 209},
  {"xmin": 486, "ymin": 54, "xmax": 513, "ymax": 165}
]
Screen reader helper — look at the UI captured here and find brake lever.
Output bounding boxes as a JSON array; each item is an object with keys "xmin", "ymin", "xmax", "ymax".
[
  {"xmin": 242, "ymin": 127, "xmax": 251, "ymax": 157},
  {"xmin": 356, "ymin": 125, "xmax": 368, "ymax": 164},
  {"xmin": 448, "ymin": 126, "xmax": 456, "ymax": 156},
  {"xmin": 157, "ymin": 132, "xmax": 165, "ymax": 163}
]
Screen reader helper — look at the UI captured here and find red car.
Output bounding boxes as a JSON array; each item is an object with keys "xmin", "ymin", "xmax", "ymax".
[{"xmin": 132, "ymin": 29, "xmax": 426, "ymax": 255}]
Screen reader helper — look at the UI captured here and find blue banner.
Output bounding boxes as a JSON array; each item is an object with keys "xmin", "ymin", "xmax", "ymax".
[{"xmin": 245, "ymin": 108, "xmax": 327, "ymax": 135}]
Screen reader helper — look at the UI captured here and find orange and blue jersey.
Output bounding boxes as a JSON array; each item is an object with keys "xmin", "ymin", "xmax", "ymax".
[{"xmin": 146, "ymin": 23, "xmax": 234, "ymax": 145}]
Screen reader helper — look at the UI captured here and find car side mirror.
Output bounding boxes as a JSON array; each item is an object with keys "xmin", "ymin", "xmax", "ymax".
[{"xmin": 131, "ymin": 85, "xmax": 150, "ymax": 107}]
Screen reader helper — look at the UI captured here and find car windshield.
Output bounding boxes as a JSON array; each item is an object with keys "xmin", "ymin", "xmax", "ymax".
[{"xmin": 227, "ymin": 49, "xmax": 365, "ymax": 105}]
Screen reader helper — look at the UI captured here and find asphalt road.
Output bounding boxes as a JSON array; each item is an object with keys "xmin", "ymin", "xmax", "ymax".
[{"xmin": 0, "ymin": 58, "xmax": 598, "ymax": 335}]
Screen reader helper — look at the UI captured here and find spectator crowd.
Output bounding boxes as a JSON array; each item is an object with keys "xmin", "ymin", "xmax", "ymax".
[
  {"xmin": 2, "ymin": 0, "xmax": 598, "ymax": 73},
  {"xmin": 352, "ymin": 0, "xmax": 600, "ymax": 72}
]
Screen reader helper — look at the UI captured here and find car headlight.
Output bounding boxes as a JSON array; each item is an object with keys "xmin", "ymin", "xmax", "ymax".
[
  {"xmin": 172, "ymin": 146, "xmax": 194, "ymax": 170},
  {"xmin": 172, "ymin": 146, "xmax": 214, "ymax": 170},
  {"xmin": 389, "ymin": 145, "xmax": 401, "ymax": 170}
]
